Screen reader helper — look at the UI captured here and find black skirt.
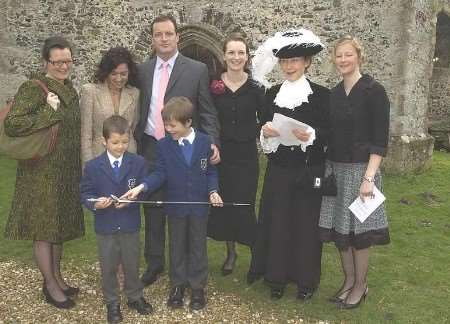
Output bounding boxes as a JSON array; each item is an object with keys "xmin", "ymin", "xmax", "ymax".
[
  {"xmin": 207, "ymin": 139, "xmax": 258, "ymax": 246},
  {"xmin": 251, "ymin": 161, "xmax": 323, "ymax": 290}
]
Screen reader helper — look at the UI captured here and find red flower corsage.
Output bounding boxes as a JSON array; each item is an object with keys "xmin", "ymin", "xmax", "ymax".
[{"xmin": 210, "ymin": 79, "xmax": 226, "ymax": 95}]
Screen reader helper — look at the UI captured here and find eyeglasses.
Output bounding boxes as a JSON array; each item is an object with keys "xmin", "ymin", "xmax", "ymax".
[{"xmin": 48, "ymin": 60, "xmax": 74, "ymax": 67}]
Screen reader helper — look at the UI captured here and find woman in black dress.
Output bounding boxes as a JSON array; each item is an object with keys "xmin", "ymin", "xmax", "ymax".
[
  {"xmin": 207, "ymin": 33, "xmax": 265, "ymax": 280},
  {"xmin": 319, "ymin": 35, "xmax": 390, "ymax": 309},
  {"xmin": 251, "ymin": 29, "xmax": 330, "ymax": 300}
]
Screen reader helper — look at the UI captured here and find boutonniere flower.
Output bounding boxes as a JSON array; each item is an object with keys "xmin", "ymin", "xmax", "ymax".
[{"xmin": 210, "ymin": 79, "xmax": 226, "ymax": 95}]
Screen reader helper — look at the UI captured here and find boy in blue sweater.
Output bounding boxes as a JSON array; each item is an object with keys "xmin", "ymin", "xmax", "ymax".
[
  {"xmin": 80, "ymin": 116, "xmax": 152, "ymax": 323},
  {"xmin": 123, "ymin": 97, "xmax": 223, "ymax": 310}
]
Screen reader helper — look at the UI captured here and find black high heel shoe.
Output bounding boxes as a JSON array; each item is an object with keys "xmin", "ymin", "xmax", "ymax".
[
  {"xmin": 221, "ymin": 253, "xmax": 237, "ymax": 276},
  {"xmin": 42, "ymin": 285, "xmax": 75, "ymax": 309},
  {"xmin": 338, "ymin": 286, "xmax": 368, "ymax": 309},
  {"xmin": 328, "ymin": 287, "xmax": 352, "ymax": 303}
]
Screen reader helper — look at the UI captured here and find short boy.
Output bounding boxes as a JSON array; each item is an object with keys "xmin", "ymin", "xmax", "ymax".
[
  {"xmin": 124, "ymin": 97, "xmax": 223, "ymax": 310},
  {"xmin": 80, "ymin": 115, "xmax": 152, "ymax": 323}
]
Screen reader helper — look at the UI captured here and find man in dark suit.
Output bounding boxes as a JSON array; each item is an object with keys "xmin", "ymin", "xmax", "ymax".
[{"xmin": 134, "ymin": 14, "xmax": 220, "ymax": 287}]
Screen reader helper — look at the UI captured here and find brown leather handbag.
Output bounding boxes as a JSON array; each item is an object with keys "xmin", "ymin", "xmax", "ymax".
[{"xmin": 0, "ymin": 80, "xmax": 59, "ymax": 160}]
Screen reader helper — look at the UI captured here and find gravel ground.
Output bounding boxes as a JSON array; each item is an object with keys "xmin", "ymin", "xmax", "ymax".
[{"xmin": 0, "ymin": 261, "xmax": 310, "ymax": 323}]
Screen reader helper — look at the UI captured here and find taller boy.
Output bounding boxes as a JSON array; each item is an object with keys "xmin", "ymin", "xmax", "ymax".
[{"xmin": 134, "ymin": 14, "xmax": 220, "ymax": 286}]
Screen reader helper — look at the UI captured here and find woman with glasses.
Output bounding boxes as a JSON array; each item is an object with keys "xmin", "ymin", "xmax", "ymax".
[
  {"xmin": 80, "ymin": 47, "xmax": 139, "ymax": 165},
  {"xmin": 4, "ymin": 36, "xmax": 84, "ymax": 309},
  {"xmin": 251, "ymin": 29, "xmax": 330, "ymax": 301}
]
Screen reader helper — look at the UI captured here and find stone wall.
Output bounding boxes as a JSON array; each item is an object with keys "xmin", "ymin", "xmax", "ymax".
[{"xmin": 1, "ymin": 0, "xmax": 449, "ymax": 173}]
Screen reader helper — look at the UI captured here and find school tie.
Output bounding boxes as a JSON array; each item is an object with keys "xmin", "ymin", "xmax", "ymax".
[
  {"xmin": 181, "ymin": 139, "xmax": 193, "ymax": 165},
  {"xmin": 112, "ymin": 160, "xmax": 120, "ymax": 181},
  {"xmin": 154, "ymin": 62, "xmax": 169, "ymax": 140}
]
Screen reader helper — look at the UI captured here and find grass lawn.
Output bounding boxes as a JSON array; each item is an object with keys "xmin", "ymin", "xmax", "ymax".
[{"xmin": 1, "ymin": 152, "xmax": 449, "ymax": 323}]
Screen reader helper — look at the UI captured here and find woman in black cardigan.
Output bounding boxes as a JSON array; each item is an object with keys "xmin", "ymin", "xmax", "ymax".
[
  {"xmin": 207, "ymin": 33, "xmax": 265, "ymax": 280},
  {"xmin": 251, "ymin": 29, "xmax": 330, "ymax": 300},
  {"xmin": 319, "ymin": 35, "xmax": 390, "ymax": 309}
]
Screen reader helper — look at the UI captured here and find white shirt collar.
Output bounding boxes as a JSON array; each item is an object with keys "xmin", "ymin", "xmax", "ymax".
[
  {"xmin": 106, "ymin": 151, "xmax": 123, "ymax": 167},
  {"xmin": 178, "ymin": 128, "xmax": 195, "ymax": 145},
  {"xmin": 274, "ymin": 75, "xmax": 313, "ymax": 110},
  {"xmin": 156, "ymin": 51, "xmax": 179, "ymax": 70}
]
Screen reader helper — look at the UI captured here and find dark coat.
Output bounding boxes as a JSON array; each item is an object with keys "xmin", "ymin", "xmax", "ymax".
[
  {"xmin": 4, "ymin": 75, "xmax": 84, "ymax": 242},
  {"xmin": 80, "ymin": 151, "xmax": 148, "ymax": 234},
  {"xmin": 143, "ymin": 131, "xmax": 218, "ymax": 218}
]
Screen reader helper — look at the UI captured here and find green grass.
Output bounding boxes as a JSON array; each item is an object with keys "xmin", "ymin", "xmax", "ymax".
[{"xmin": 1, "ymin": 152, "xmax": 450, "ymax": 323}]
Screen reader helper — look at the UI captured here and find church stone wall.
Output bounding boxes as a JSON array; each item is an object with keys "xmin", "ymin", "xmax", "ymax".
[{"xmin": 1, "ymin": 0, "xmax": 449, "ymax": 173}]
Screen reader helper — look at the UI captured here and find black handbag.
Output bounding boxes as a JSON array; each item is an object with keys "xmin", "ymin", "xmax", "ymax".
[{"xmin": 296, "ymin": 154, "xmax": 337, "ymax": 196}]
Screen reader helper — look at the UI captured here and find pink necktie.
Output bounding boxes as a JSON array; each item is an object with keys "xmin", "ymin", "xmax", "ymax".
[{"xmin": 154, "ymin": 62, "xmax": 169, "ymax": 139}]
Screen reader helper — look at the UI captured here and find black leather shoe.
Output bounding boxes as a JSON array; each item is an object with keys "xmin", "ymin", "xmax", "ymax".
[
  {"xmin": 270, "ymin": 287, "xmax": 284, "ymax": 300},
  {"xmin": 167, "ymin": 286, "xmax": 185, "ymax": 308},
  {"xmin": 246, "ymin": 271, "xmax": 262, "ymax": 285},
  {"xmin": 106, "ymin": 303, "xmax": 123, "ymax": 324},
  {"xmin": 62, "ymin": 286, "xmax": 80, "ymax": 298},
  {"xmin": 127, "ymin": 297, "xmax": 153, "ymax": 315},
  {"xmin": 189, "ymin": 289, "xmax": 206, "ymax": 310},
  {"xmin": 141, "ymin": 266, "xmax": 164, "ymax": 287},
  {"xmin": 42, "ymin": 285, "xmax": 75, "ymax": 309},
  {"xmin": 297, "ymin": 290, "xmax": 314, "ymax": 301}
]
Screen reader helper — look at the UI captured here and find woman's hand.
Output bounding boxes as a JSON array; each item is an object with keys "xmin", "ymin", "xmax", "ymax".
[
  {"xmin": 359, "ymin": 180, "xmax": 375, "ymax": 203},
  {"xmin": 292, "ymin": 128, "xmax": 311, "ymax": 142},
  {"xmin": 46, "ymin": 92, "xmax": 60, "ymax": 111},
  {"xmin": 209, "ymin": 191, "xmax": 223, "ymax": 207},
  {"xmin": 94, "ymin": 197, "xmax": 113, "ymax": 209},
  {"xmin": 262, "ymin": 122, "xmax": 280, "ymax": 138}
]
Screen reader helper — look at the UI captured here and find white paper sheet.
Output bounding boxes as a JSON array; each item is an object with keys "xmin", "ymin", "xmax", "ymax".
[
  {"xmin": 348, "ymin": 185, "xmax": 386, "ymax": 223},
  {"xmin": 271, "ymin": 113, "xmax": 313, "ymax": 146}
]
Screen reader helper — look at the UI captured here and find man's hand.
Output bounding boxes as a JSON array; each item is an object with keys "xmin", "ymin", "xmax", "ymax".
[
  {"xmin": 94, "ymin": 197, "xmax": 113, "ymax": 209},
  {"xmin": 210, "ymin": 144, "xmax": 221, "ymax": 165},
  {"xmin": 209, "ymin": 191, "xmax": 223, "ymax": 207},
  {"xmin": 262, "ymin": 122, "xmax": 280, "ymax": 138}
]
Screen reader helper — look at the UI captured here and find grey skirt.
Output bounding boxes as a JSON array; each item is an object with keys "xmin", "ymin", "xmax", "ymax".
[{"xmin": 319, "ymin": 161, "xmax": 390, "ymax": 250}]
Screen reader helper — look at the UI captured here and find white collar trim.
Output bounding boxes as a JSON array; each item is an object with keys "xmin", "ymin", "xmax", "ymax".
[{"xmin": 274, "ymin": 75, "xmax": 313, "ymax": 110}]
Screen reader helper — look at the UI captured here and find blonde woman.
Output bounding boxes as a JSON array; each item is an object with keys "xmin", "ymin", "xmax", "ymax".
[{"xmin": 319, "ymin": 36, "xmax": 390, "ymax": 309}]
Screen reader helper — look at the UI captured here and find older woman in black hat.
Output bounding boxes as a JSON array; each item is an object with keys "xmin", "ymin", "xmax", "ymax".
[{"xmin": 249, "ymin": 29, "xmax": 330, "ymax": 300}]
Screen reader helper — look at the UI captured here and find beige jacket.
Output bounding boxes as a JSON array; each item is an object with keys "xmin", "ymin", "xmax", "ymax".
[{"xmin": 80, "ymin": 82, "xmax": 139, "ymax": 164}]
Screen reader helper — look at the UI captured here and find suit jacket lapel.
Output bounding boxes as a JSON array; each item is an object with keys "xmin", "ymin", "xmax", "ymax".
[
  {"xmin": 168, "ymin": 138, "xmax": 189, "ymax": 167},
  {"xmin": 98, "ymin": 83, "xmax": 115, "ymax": 115},
  {"xmin": 144, "ymin": 58, "xmax": 157, "ymax": 98},
  {"xmin": 99, "ymin": 152, "xmax": 116, "ymax": 183},
  {"xmin": 190, "ymin": 135, "xmax": 203, "ymax": 167},
  {"xmin": 166, "ymin": 54, "xmax": 187, "ymax": 95},
  {"xmin": 118, "ymin": 152, "xmax": 132, "ymax": 183},
  {"xmin": 118, "ymin": 86, "xmax": 134, "ymax": 116}
]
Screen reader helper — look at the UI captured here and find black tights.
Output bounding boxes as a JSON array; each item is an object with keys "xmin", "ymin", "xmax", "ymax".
[{"xmin": 34, "ymin": 241, "xmax": 69, "ymax": 302}]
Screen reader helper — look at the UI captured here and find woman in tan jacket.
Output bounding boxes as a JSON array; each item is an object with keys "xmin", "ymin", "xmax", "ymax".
[{"xmin": 80, "ymin": 47, "xmax": 139, "ymax": 164}]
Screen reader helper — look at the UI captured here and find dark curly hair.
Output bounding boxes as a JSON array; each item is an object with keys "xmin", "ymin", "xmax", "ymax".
[{"xmin": 95, "ymin": 47, "xmax": 138, "ymax": 87}]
